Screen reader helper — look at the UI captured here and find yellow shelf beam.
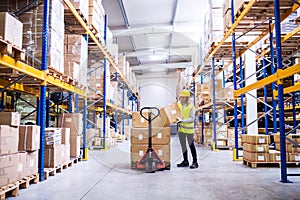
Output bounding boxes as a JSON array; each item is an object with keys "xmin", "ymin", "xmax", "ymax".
[
  {"xmin": 234, "ymin": 63, "xmax": 300, "ymax": 97},
  {"xmin": 274, "ymin": 83, "xmax": 300, "ymax": 97},
  {"xmin": 0, "ymin": 79, "xmax": 40, "ymax": 97},
  {"xmin": 0, "ymin": 54, "xmax": 86, "ymax": 96},
  {"xmin": 63, "ymin": 0, "xmax": 137, "ymax": 96},
  {"xmin": 106, "ymin": 101, "xmax": 132, "ymax": 115}
]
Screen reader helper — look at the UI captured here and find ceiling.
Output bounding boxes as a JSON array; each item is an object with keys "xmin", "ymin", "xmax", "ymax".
[{"xmin": 102, "ymin": 0, "xmax": 208, "ymax": 75}]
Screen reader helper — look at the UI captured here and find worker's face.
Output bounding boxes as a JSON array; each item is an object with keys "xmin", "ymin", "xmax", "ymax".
[{"xmin": 180, "ymin": 96, "xmax": 188, "ymax": 103}]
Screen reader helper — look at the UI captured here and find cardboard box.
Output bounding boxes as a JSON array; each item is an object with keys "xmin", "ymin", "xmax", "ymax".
[
  {"xmin": 268, "ymin": 150, "xmax": 281, "ymax": 162},
  {"xmin": 227, "ymin": 137, "xmax": 242, "ymax": 147},
  {"xmin": 61, "ymin": 128, "xmax": 71, "ymax": 145},
  {"xmin": 242, "ymin": 135, "xmax": 270, "ymax": 144},
  {"xmin": 217, "ymin": 131, "xmax": 227, "ymax": 139},
  {"xmin": 273, "ymin": 133, "xmax": 300, "ymax": 144},
  {"xmin": 130, "ymin": 144, "xmax": 170, "ymax": 163},
  {"xmin": 216, "ymin": 139, "xmax": 227, "ymax": 147},
  {"xmin": 0, "ymin": 112, "xmax": 21, "ymax": 126},
  {"xmin": 132, "ymin": 112, "xmax": 148, "ymax": 128},
  {"xmin": 243, "ymin": 151, "xmax": 268, "ymax": 162},
  {"xmin": 0, "ymin": 125, "xmax": 19, "ymax": 155},
  {"xmin": 131, "ymin": 127, "xmax": 170, "ymax": 145},
  {"xmin": 93, "ymin": 137, "xmax": 103, "ymax": 146},
  {"xmin": 58, "ymin": 113, "xmax": 83, "ymax": 136},
  {"xmin": 160, "ymin": 103, "xmax": 182, "ymax": 127},
  {"xmin": 25, "ymin": 151, "xmax": 39, "ymax": 176},
  {"xmin": 243, "ymin": 143, "xmax": 269, "ymax": 153},
  {"xmin": 275, "ymin": 143, "xmax": 295, "ymax": 153},
  {"xmin": 288, "ymin": 153, "xmax": 300, "ymax": 162},
  {"xmin": 19, "ymin": 125, "xmax": 40, "ymax": 151},
  {"xmin": 17, "ymin": 152, "xmax": 27, "ymax": 179},
  {"xmin": 209, "ymin": 79, "xmax": 223, "ymax": 99},
  {"xmin": 0, "ymin": 153, "xmax": 19, "ymax": 187},
  {"xmin": 151, "ymin": 115, "xmax": 165, "ymax": 128},
  {"xmin": 70, "ymin": 136, "xmax": 80, "ymax": 157},
  {"xmin": 44, "ymin": 147, "xmax": 61, "ymax": 168},
  {"xmin": 45, "ymin": 128, "xmax": 62, "ymax": 147},
  {"xmin": 0, "ymin": 12, "xmax": 23, "ymax": 48}
]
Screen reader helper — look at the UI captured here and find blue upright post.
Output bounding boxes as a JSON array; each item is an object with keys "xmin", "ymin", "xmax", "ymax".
[
  {"xmin": 263, "ymin": 59, "xmax": 269, "ymax": 135},
  {"xmin": 231, "ymin": 0, "xmax": 239, "ymax": 158},
  {"xmin": 0, "ymin": 92, "xmax": 4, "ymax": 111},
  {"xmin": 269, "ymin": 20, "xmax": 277, "ymax": 134},
  {"xmin": 68, "ymin": 92, "xmax": 73, "ymax": 113},
  {"xmin": 200, "ymin": 73, "xmax": 204, "ymax": 144},
  {"xmin": 102, "ymin": 14, "xmax": 108, "ymax": 148},
  {"xmin": 46, "ymin": 93, "xmax": 50, "ymax": 127},
  {"xmin": 38, "ymin": 0, "xmax": 49, "ymax": 181},
  {"xmin": 75, "ymin": 94, "xmax": 79, "ymax": 113},
  {"xmin": 122, "ymin": 82, "xmax": 125, "ymax": 136},
  {"xmin": 222, "ymin": 61, "xmax": 225, "ymax": 88},
  {"xmin": 83, "ymin": 98, "xmax": 87, "ymax": 159},
  {"xmin": 240, "ymin": 57, "xmax": 245, "ymax": 135},
  {"xmin": 274, "ymin": 0, "xmax": 288, "ymax": 183},
  {"xmin": 212, "ymin": 57, "xmax": 217, "ymax": 149}
]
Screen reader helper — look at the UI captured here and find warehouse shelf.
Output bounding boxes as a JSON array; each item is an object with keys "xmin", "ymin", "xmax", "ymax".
[
  {"xmin": 0, "ymin": 53, "xmax": 86, "ymax": 96},
  {"xmin": 192, "ymin": 0, "xmax": 300, "ymax": 182},
  {"xmin": 63, "ymin": 0, "xmax": 138, "ymax": 97}
]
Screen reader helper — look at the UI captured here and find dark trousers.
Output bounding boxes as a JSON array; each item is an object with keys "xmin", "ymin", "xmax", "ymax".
[{"xmin": 178, "ymin": 132, "xmax": 197, "ymax": 163}]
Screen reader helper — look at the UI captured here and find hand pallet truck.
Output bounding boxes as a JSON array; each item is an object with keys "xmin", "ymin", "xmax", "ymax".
[{"xmin": 136, "ymin": 107, "xmax": 167, "ymax": 173}]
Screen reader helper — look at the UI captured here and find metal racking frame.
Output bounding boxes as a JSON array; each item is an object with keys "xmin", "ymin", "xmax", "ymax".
[{"xmin": 191, "ymin": 0, "xmax": 300, "ymax": 181}]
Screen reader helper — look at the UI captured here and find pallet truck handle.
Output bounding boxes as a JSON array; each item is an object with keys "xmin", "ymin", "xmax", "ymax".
[{"xmin": 140, "ymin": 107, "xmax": 160, "ymax": 122}]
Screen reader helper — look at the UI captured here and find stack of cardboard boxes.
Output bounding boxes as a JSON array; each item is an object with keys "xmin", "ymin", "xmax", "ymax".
[
  {"xmin": 130, "ymin": 103, "xmax": 182, "ymax": 169},
  {"xmin": 18, "ymin": 0, "xmax": 65, "ymax": 73},
  {"xmin": 44, "ymin": 128, "xmax": 71, "ymax": 168},
  {"xmin": 0, "ymin": 112, "xmax": 40, "ymax": 188},
  {"xmin": 64, "ymin": 34, "xmax": 88, "ymax": 86},
  {"xmin": 242, "ymin": 135, "xmax": 270, "ymax": 162},
  {"xmin": 58, "ymin": 113, "xmax": 82, "ymax": 158},
  {"xmin": 274, "ymin": 133, "xmax": 300, "ymax": 162}
]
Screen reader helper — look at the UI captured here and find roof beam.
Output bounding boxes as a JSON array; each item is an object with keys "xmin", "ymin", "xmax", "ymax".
[{"xmin": 118, "ymin": 0, "xmax": 130, "ymax": 28}]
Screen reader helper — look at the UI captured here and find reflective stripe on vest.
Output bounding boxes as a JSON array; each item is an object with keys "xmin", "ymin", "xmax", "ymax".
[{"xmin": 178, "ymin": 102, "xmax": 195, "ymax": 134}]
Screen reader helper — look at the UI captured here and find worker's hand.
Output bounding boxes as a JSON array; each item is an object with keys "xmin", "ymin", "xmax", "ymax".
[{"xmin": 176, "ymin": 117, "xmax": 183, "ymax": 124}]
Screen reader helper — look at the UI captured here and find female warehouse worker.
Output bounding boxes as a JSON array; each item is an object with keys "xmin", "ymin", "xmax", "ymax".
[{"xmin": 177, "ymin": 89, "xmax": 198, "ymax": 169}]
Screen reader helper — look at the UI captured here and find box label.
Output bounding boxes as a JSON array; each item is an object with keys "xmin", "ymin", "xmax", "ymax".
[
  {"xmin": 139, "ymin": 150, "xmax": 144, "ymax": 156},
  {"xmin": 295, "ymin": 156, "xmax": 300, "ymax": 161},
  {"xmin": 157, "ymin": 133, "xmax": 162, "ymax": 139},
  {"xmin": 275, "ymin": 156, "xmax": 281, "ymax": 161},
  {"xmin": 140, "ymin": 118, "xmax": 145, "ymax": 123},
  {"xmin": 258, "ymin": 138, "xmax": 265, "ymax": 143},
  {"xmin": 65, "ymin": 118, "xmax": 72, "ymax": 123},
  {"xmin": 138, "ymin": 134, "xmax": 143, "ymax": 140},
  {"xmin": 257, "ymin": 147, "xmax": 264, "ymax": 152},
  {"xmin": 18, "ymin": 163, "xmax": 23, "ymax": 172},
  {"xmin": 29, "ymin": 159, "xmax": 34, "ymax": 167},
  {"xmin": 171, "ymin": 110, "xmax": 177, "ymax": 115},
  {"xmin": 258, "ymin": 156, "xmax": 264, "ymax": 161},
  {"xmin": 158, "ymin": 150, "xmax": 163, "ymax": 156}
]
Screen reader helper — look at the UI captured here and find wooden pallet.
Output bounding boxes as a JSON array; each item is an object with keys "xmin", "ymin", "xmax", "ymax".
[
  {"xmin": 243, "ymin": 159, "xmax": 300, "ymax": 168},
  {"xmin": 0, "ymin": 183, "xmax": 19, "ymax": 200},
  {"xmin": 71, "ymin": 156, "xmax": 82, "ymax": 164},
  {"xmin": 0, "ymin": 173, "xmax": 39, "ymax": 200},
  {"xmin": 0, "ymin": 37, "xmax": 25, "ymax": 61},
  {"xmin": 47, "ymin": 67, "xmax": 64, "ymax": 81},
  {"xmin": 44, "ymin": 165, "xmax": 63, "ymax": 180}
]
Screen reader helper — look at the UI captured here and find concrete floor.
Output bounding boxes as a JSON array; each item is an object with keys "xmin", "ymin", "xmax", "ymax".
[{"xmin": 8, "ymin": 135, "xmax": 300, "ymax": 200}]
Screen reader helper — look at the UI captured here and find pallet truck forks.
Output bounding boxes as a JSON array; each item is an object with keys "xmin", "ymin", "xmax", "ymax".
[{"xmin": 136, "ymin": 107, "xmax": 166, "ymax": 173}]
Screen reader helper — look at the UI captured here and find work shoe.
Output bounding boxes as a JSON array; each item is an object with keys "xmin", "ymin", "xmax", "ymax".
[
  {"xmin": 190, "ymin": 162, "xmax": 198, "ymax": 169},
  {"xmin": 177, "ymin": 161, "xmax": 189, "ymax": 167}
]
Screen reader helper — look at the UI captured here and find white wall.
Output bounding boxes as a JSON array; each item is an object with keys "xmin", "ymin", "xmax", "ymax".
[{"xmin": 137, "ymin": 73, "xmax": 177, "ymax": 109}]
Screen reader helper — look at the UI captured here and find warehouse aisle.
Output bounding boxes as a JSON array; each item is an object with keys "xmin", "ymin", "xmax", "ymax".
[{"xmin": 8, "ymin": 136, "xmax": 300, "ymax": 200}]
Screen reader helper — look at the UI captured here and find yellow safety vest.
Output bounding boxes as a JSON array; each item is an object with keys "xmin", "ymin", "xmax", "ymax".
[{"xmin": 178, "ymin": 102, "xmax": 195, "ymax": 134}]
